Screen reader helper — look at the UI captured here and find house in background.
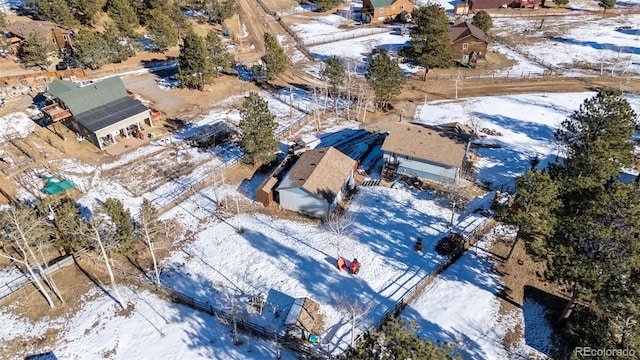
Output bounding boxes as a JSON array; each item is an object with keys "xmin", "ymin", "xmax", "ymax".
[
  {"xmin": 361, "ymin": 0, "xmax": 413, "ymax": 23},
  {"xmin": 6, "ymin": 20, "xmax": 72, "ymax": 52},
  {"xmin": 450, "ymin": 21, "xmax": 490, "ymax": 65},
  {"xmin": 381, "ymin": 122, "xmax": 470, "ymax": 184},
  {"xmin": 469, "ymin": 0, "xmax": 542, "ymax": 10},
  {"xmin": 43, "ymin": 76, "xmax": 153, "ymax": 150},
  {"xmin": 276, "ymin": 147, "xmax": 356, "ymax": 218}
]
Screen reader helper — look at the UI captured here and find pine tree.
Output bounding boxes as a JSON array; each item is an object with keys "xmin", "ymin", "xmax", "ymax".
[
  {"xmin": 205, "ymin": 30, "xmax": 233, "ymax": 71},
  {"xmin": 554, "ymin": 0, "xmax": 569, "ymax": 7},
  {"xmin": 341, "ymin": 317, "xmax": 459, "ymax": 359},
  {"xmin": 471, "ymin": 11, "xmax": 493, "ymax": 33},
  {"xmin": 102, "ymin": 23, "xmax": 138, "ymax": 63},
  {"xmin": 238, "ymin": 91, "xmax": 279, "ymax": 165},
  {"xmin": 100, "ymin": 198, "xmax": 135, "ymax": 256},
  {"xmin": 20, "ymin": 31, "xmax": 55, "ymax": 70},
  {"xmin": 316, "ymin": 0, "xmax": 341, "ymax": 11},
  {"xmin": 510, "ymin": 169, "xmax": 561, "ymax": 258},
  {"xmin": 178, "ymin": 29, "xmax": 215, "ymax": 90},
  {"xmin": 146, "ymin": 9, "xmax": 178, "ymax": 52},
  {"xmin": 0, "ymin": 11, "xmax": 7, "ymax": 29},
  {"xmin": 365, "ymin": 52, "xmax": 405, "ymax": 110},
  {"xmin": 71, "ymin": 28, "xmax": 109, "ymax": 69},
  {"xmin": 261, "ymin": 32, "xmax": 287, "ymax": 80},
  {"xmin": 107, "ymin": 0, "xmax": 139, "ymax": 37},
  {"xmin": 407, "ymin": 4, "xmax": 454, "ymax": 70},
  {"xmin": 530, "ymin": 90, "xmax": 638, "ymax": 325},
  {"xmin": 69, "ymin": 0, "xmax": 104, "ymax": 25},
  {"xmin": 322, "ymin": 56, "xmax": 345, "ymax": 107},
  {"xmin": 36, "ymin": 197, "xmax": 84, "ymax": 255},
  {"xmin": 599, "ymin": 0, "xmax": 616, "ymax": 13},
  {"xmin": 31, "ymin": 0, "xmax": 80, "ymax": 29}
]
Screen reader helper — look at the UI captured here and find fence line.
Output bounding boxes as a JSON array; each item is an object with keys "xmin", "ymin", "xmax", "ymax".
[
  {"xmin": 302, "ymin": 27, "xmax": 390, "ymax": 46},
  {"xmin": 0, "ymin": 255, "xmax": 76, "ymax": 301},
  {"xmin": 353, "ymin": 216, "xmax": 494, "ymax": 346}
]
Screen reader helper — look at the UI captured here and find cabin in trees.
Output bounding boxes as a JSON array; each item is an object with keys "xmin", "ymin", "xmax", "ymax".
[
  {"xmin": 43, "ymin": 77, "xmax": 154, "ymax": 150},
  {"xmin": 361, "ymin": 0, "xmax": 414, "ymax": 23},
  {"xmin": 381, "ymin": 122, "xmax": 471, "ymax": 184},
  {"xmin": 449, "ymin": 21, "xmax": 491, "ymax": 65},
  {"xmin": 469, "ymin": 0, "xmax": 542, "ymax": 10},
  {"xmin": 276, "ymin": 147, "xmax": 356, "ymax": 218},
  {"xmin": 5, "ymin": 20, "xmax": 72, "ymax": 52}
]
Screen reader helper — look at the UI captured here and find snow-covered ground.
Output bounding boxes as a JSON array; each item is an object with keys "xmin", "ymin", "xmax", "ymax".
[
  {"xmin": 415, "ymin": 92, "xmax": 640, "ymax": 189},
  {"xmin": 406, "ymin": 224, "xmax": 553, "ymax": 359},
  {"xmin": 0, "ymin": 112, "xmax": 36, "ymax": 141}
]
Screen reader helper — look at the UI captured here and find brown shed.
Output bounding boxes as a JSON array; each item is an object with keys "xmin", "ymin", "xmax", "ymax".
[
  {"xmin": 284, "ymin": 297, "xmax": 324, "ymax": 341},
  {"xmin": 449, "ymin": 22, "xmax": 491, "ymax": 64},
  {"xmin": 361, "ymin": 0, "xmax": 414, "ymax": 23},
  {"xmin": 256, "ymin": 176, "xmax": 279, "ymax": 206}
]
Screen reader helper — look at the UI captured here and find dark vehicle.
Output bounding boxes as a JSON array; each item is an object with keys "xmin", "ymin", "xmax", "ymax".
[{"xmin": 55, "ymin": 62, "xmax": 68, "ymax": 71}]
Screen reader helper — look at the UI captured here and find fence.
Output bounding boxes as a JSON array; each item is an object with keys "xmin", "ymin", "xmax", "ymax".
[
  {"xmin": 353, "ymin": 216, "xmax": 494, "ymax": 346},
  {"xmin": 0, "ymin": 255, "xmax": 75, "ymax": 301},
  {"xmin": 301, "ymin": 27, "xmax": 390, "ymax": 46},
  {"xmin": 492, "ymin": 34, "xmax": 560, "ymax": 71}
]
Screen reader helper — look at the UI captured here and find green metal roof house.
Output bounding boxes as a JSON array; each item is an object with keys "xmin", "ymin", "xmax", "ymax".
[{"xmin": 44, "ymin": 76, "xmax": 152, "ymax": 150}]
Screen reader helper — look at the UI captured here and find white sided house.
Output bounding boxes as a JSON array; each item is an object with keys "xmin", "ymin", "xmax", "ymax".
[
  {"xmin": 381, "ymin": 122, "xmax": 470, "ymax": 184},
  {"xmin": 276, "ymin": 147, "xmax": 356, "ymax": 218}
]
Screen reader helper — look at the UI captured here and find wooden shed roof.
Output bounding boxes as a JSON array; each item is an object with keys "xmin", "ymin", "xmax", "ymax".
[
  {"xmin": 277, "ymin": 147, "xmax": 356, "ymax": 202},
  {"xmin": 450, "ymin": 21, "xmax": 491, "ymax": 44}
]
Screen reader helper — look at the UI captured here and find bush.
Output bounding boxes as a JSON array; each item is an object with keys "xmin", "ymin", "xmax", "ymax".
[{"xmin": 435, "ymin": 233, "xmax": 464, "ymax": 256}]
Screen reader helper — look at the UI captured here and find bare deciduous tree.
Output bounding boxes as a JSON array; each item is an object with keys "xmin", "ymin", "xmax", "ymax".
[
  {"xmin": 138, "ymin": 198, "xmax": 163, "ymax": 285},
  {"xmin": 334, "ymin": 293, "xmax": 375, "ymax": 346},
  {"xmin": 0, "ymin": 205, "xmax": 57, "ymax": 308},
  {"xmin": 325, "ymin": 212, "xmax": 356, "ymax": 258}
]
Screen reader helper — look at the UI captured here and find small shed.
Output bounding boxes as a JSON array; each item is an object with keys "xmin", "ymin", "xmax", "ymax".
[
  {"xmin": 257, "ymin": 176, "xmax": 279, "ymax": 206},
  {"xmin": 284, "ymin": 297, "xmax": 324, "ymax": 341}
]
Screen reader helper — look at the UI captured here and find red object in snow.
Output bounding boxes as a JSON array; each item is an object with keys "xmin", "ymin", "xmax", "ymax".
[
  {"xmin": 337, "ymin": 258, "xmax": 348, "ymax": 270},
  {"xmin": 349, "ymin": 259, "xmax": 360, "ymax": 274}
]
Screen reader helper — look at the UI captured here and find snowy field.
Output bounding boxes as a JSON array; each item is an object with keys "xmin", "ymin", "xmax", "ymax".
[
  {"xmin": 406, "ymin": 225, "xmax": 553, "ymax": 359},
  {"xmin": 415, "ymin": 92, "xmax": 640, "ymax": 189}
]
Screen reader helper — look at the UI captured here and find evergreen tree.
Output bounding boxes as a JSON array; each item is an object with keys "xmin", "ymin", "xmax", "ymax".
[
  {"xmin": 167, "ymin": 4, "xmax": 190, "ymax": 38},
  {"xmin": 406, "ymin": 4, "xmax": 453, "ymax": 70},
  {"xmin": 70, "ymin": 0, "xmax": 104, "ymax": 25},
  {"xmin": 238, "ymin": 91, "xmax": 279, "ymax": 165},
  {"xmin": 20, "ymin": 31, "xmax": 55, "ymax": 70},
  {"xmin": 511, "ymin": 169, "xmax": 561, "ymax": 257},
  {"xmin": 316, "ymin": 0, "xmax": 341, "ymax": 11},
  {"xmin": 471, "ymin": 11, "xmax": 493, "ymax": 33},
  {"xmin": 599, "ymin": 0, "xmax": 616, "ymax": 13},
  {"xmin": 261, "ymin": 32, "xmax": 287, "ymax": 80},
  {"xmin": 342, "ymin": 317, "xmax": 459, "ymax": 359},
  {"xmin": 177, "ymin": 29, "xmax": 215, "ymax": 90},
  {"xmin": 0, "ymin": 12, "xmax": 8, "ymax": 54},
  {"xmin": 107, "ymin": 0, "xmax": 139, "ymax": 37},
  {"xmin": 146, "ymin": 9, "xmax": 178, "ymax": 52},
  {"xmin": 365, "ymin": 52, "xmax": 405, "ymax": 110},
  {"xmin": 205, "ymin": 30, "xmax": 233, "ymax": 71},
  {"xmin": 527, "ymin": 90, "xmax": 638, "ymax": 326},
  {"xmin": 554, "ymin": 0, "xmax": 569, "ymax": 7},
  {"xmin": 31, "ymin": 0, "xmax": 80, "ymax": 29},
  {"xmin": 102, "ymin": 23, "xmax": 138, "ymax": 63},
  {"xmin": 71, "ymin": 28, "xmax": 110, "ymax": 69},
  {"xmin": 35, "ymin": 197, "xmax": 84, "ymax": 254},
  {"xmin": 100, "ymin": 198, "xmax": 135, "ymax": 256},
  {"xmin": 322, "ymin": 56, "xmax": 345, "ymax": 106}
]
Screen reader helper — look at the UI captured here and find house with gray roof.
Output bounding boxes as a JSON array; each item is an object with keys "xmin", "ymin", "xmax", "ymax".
[
  {"xmin": 6, "ymin": 20, "xmax": 71, "ymax": 52},
  {"xmin": 361, "ymin": 0, "xmax": 413, "ymax": 23},
  {"xmin": 43, "ymin": 77, "xmax": 152, "ymax": 150},
  {"xmin": 276, "ymin": 147, "xmax": 356, "ymax": 218},
  {"xmin": 381, "ymin": 122, "xmax": 471, "ymax": 184}
]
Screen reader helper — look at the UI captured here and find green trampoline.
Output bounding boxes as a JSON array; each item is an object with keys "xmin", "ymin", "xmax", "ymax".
[{"xmin": 43, "ymin": 175, "xmax": 76, "ymax": 195}]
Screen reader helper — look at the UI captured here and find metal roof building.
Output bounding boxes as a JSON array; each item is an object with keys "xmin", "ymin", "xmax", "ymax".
[{"xmin": 44, "ymin": 77, "xmax": 152, "ymax": 150}]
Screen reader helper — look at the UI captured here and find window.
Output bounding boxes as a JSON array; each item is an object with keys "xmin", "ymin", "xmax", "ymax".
[{"xmin": 462, "ymin": 43, "xmax": 469, "ymax": 50}]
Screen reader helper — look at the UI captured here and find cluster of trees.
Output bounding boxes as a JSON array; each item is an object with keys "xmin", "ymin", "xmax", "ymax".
[
  {"xmin": 177, "ymin": 29, "xmax": 233, "ymax": 89},
  {"xmin": 506, "ymin": 90, "xmax": 640, "ymax": 354},
  {"xmin": 341, "ymin": 317, "xmax": 459, "ymax": 359},
  {"xmin": 15, "ymin": 0, "xmax": 236, "ymax": 69},
  {"xmin": 0, "ymin": 197, "xmax": 169, "ymax": 309}
]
